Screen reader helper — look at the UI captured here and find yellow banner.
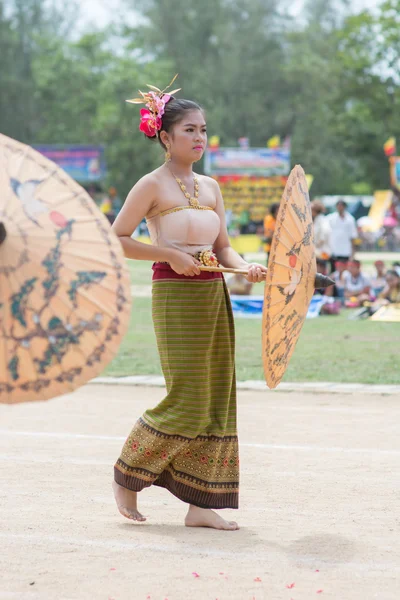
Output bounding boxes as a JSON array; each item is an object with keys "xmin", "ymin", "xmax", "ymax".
[{"xmin": 213, "ymin": 175, "xmax": 287, "ymax": 221}]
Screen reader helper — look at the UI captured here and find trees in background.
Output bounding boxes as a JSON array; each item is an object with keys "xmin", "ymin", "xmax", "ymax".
[{"xmin": 0, "ymin": 0, "xmax": 399, "ymax": 198}]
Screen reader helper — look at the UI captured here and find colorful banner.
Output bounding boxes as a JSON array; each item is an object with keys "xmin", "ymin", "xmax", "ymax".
[
  {"xmin": 34, "ymin": 145, "xmax": 106, "ymax": 182},
  {"xmin": 205, "ymin": 147, "xmax": 290, "ymax": 177},
  {"xmin": 390, "ymin": 156, "xmax": 400, "ymax": 190},
  {"xmin": 214, "ymin": 175, "xmax": 287, "ymax": 221}
]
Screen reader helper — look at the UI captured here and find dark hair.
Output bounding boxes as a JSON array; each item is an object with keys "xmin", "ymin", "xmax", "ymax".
[
  {"xmin": 156, "ymin": 98, "xmax": 203, "ymax": 150},
  {"xmin": 348, "ymin": 260, "xmax": 361, "ymax": 268},
  {"xmin": 270, "ymin": 202, "xmax": 279, "ymax": 218},
  {"xmin": 336, "ymin": 199, "xmax": 347, "ymax": 208},
  {"xmin": 386, "ymin": 269, "xmax": 400, "ymax": 279}
]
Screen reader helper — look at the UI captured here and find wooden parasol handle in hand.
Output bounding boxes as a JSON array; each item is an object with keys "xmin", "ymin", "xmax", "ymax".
[
  {"xmin": 199, "ymin": 266, "xmax": 334, "ymax": 289},
  {"xmin": 199, "ymin": 265, "xmax": 258, "ymax": 276}
]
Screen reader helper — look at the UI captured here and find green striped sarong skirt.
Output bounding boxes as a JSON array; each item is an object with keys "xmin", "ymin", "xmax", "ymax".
[{"xmin": 114, "ymin": 262, "xmax": 239, "ymax": 509}]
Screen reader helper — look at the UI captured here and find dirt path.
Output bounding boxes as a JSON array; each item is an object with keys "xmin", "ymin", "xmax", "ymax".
[{"xmin": 1, "ymin": 384, "xmax": 399, "ymax": 600}]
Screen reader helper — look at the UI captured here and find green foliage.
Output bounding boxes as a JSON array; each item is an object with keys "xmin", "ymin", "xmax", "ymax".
[{"xmin": 0, "ymin": 0, "xmax": 399, "ymax": 198}]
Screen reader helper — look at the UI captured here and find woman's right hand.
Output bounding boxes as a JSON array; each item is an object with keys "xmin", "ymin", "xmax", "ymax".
[{"xmin": 167, "ymin": 250, "xmax": 202, "ymax": 276}]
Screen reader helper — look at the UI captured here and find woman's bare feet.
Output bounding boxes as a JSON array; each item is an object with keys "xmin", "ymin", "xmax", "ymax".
[
  {"xmin": 112, "ymin": 480, "xmax": 146, "ymax": 522},
  {"xmin": 184, "ymin": 505, "xmax": 239, "ymax": 530}
]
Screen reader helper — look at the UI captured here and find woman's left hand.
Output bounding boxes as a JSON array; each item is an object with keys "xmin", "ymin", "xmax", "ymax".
[{"xmin": 245, "ymin": 262, "xmax": 268, "ymax": 283}]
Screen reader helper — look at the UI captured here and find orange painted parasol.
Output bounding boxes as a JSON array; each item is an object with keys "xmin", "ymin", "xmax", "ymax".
[
  {"xmin": 0, "ymin": 134, "xmax": 131, "ymax": 404},
  {"xmin": 262, "ymin": 165, "xmax": 330, "ymax": 388},
  {"xmin": 200, "ymin": 166, "xmax": 332, "ymax": 388}
]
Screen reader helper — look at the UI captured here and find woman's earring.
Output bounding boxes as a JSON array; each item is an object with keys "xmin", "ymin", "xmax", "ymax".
[{"xmin": 165, "ymin": 143, "xmax": 171, "ymax": 163}]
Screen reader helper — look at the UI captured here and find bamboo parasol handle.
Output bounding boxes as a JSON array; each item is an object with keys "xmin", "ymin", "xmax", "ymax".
[
  {"xmin": 199, "ymin": 265, "xmax": 255, "ymax": 276},
  {"xmin": 199, "ymin": 266, "xmax": 334, "ymax": 289}
]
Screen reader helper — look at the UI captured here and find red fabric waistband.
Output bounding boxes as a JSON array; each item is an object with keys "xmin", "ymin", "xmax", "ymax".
[{"xmin": 152, "ymin": 262, "xmax": 223, "ymax": 281}]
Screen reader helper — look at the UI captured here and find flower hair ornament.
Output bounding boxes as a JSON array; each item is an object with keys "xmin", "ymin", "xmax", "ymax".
[{"xmin": 126, "ymin": 74, "xmax": 181, "ymax": 138}]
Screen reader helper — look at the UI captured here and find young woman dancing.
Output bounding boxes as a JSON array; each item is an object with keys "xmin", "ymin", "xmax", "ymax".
[{"xmin": 112, "ymin": 78, "xmax": 267, "ymax": 531}]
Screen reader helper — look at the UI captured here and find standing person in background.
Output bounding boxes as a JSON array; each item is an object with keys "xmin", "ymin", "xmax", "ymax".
[
  {"xmin": 311, "ymin": 200, "xmax": 331, "ymax": 270},
  {"xmin": 327, "ymin": 200, "xmax": 358, "ymax": 272},
  {"xmin": 263, "ymin": 203, "xmax": 279, "ymax": 265}
]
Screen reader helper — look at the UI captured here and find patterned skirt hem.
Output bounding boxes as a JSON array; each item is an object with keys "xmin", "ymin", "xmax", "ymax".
[{"xmin": 114, "ymin": 465, "xmax": 239, "ymax": 510}]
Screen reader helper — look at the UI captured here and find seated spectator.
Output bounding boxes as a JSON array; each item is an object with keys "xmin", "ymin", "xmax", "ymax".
[
  {"xmin": 378, "ymin": 270, "xmax": 400, "ymax": 304},
  {"xmin": 392, "ymin": 261, "xmax": 400, "ymax": 277},
  {"xmin": 343, "ymin": 260, "xmax": 371, "ymax": 307},
  {"xmin": 226, "ymin": 254, "xmax": 254, "ymax": 295},
  {"xmin": 370, "ymin": 260, "xmax": 386, "ymax": 297},
  {"xmin": 326, "ymin": 260, "xmax": 348, "ymax": 301},
  {"xmin": 366, "ymin": 270, "xmax": 400, "ymax": 317},
  {"xmin": 316, "ymin": 257, "xmax": 328, "ymax": 275}
]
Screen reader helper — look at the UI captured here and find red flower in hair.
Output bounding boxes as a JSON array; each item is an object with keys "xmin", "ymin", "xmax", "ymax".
[
  {"xmin": 127, "ymin": 75, "xmax": 180, "ymax": 138},
  {"xmin": 139, "ymin": 108, "xmax": 161, "ymax": 137}
]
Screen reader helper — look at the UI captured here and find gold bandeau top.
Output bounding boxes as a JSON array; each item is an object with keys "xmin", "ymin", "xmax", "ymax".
[{"xmin": 146, "ymin": 205, "xmax": 220, "ymax": 255}]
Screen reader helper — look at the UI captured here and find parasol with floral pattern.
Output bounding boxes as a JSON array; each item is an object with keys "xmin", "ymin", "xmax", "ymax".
[{"xmin": 0, "ymin": 134, "xmax": 131, "ymax": 404}]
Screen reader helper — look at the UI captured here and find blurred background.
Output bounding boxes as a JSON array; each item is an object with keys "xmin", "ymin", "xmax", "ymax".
[
  {"xmin": 1, "ymin": 0, "xmax": 399, "ymax": 207},
  {"xmin": 1, "ymin": 0, "xmax": 400, "ymax": 381}
]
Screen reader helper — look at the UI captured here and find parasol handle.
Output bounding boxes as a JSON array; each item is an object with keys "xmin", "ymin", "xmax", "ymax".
[
  {"xmin": 199, "ymin": 266, "xmax": 335, "ymax": 289},
  {"xmin": 0, "ymin": 222, "xmax": 6, "ymax": 246},
  {"xmin": 199, "ymin": 265, "xmax": 251, "ymax": 276}
]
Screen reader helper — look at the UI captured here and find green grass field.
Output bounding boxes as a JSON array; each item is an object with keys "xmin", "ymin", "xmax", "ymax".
[{"xmin": 104, "ymin": 256, "xmax": 400, "ymax": 384}]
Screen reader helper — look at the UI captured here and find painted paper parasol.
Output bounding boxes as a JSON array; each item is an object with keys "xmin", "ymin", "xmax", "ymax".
[
  {"xmin": 200, "ymin": 166, "xmax": 332, "ymax": 388},
  {"xmin": 0, "ymin": 134, "xmax": 131, "ymax": 404},
  {"xmin": 262, "ymin": 165, "xmax": 331, "ymax": 388}
]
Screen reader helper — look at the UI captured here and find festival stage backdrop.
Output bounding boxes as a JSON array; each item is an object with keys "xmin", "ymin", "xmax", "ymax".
[
  {"xmin": 205, "ymin": 145, "xmax": 291, "ymax": 221},
  {"xmin": 213, "ymin": 175, "xmax": 288, "ymax": 222},
  {"xmin": 34, "ymin": 145, "xmax": 106, "ymax": 183},
  {"xmin": 390, "ymin": 156, "xmax": 400, "ymax": 190}
]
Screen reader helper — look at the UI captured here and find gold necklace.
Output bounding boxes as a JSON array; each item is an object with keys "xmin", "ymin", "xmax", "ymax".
[{"xmin": 171, "ymin": 171, "xmax": 200, "ymax": 208}]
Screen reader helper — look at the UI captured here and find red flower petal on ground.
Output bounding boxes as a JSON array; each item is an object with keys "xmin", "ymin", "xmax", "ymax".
[
  {"xmin": 109, "ymin": 567, "xmax": 116, "ymax": 571},
  {"xmin": 316, "ymin": 591, "xmax": 323, "ymax": 594},
  {"xmin": 315, "ymin": 569, "xmax": 320, "ymax": 572},
  {"xmin": 192, "ymin": 572, "xmax": 200, "ymax": 578},
  {"xmin": 286, "ymin": 583, "xmax": 295, "ymax": 589},
  {"xmin": 254, "ymin": 577, "xmax": 262, "ymax": 582}
]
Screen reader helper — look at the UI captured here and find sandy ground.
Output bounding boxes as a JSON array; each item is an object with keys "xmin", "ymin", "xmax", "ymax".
[{"xmin": 1, "ymin": 384, "xmax": 400, "ymax": 600}]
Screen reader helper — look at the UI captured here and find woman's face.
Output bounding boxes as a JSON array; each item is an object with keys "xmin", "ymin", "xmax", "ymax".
[{"xmin": 168, "ymin": 110, "xmax": 207, "ymax": 163}]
